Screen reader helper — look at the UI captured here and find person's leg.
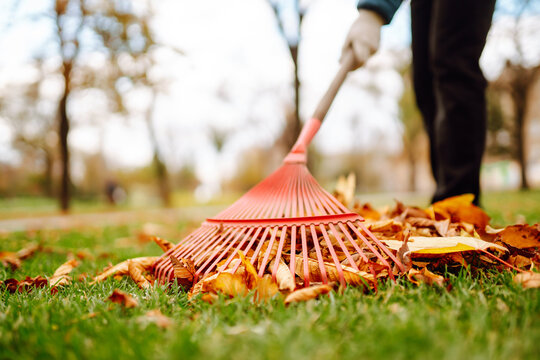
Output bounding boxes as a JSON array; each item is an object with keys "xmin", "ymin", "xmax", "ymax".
[
  {"xmin": 429, "ymin": 0, "xmax": 496, "ymax": 205},
  {"xmin": 410, "ymin": 0, "xmax": 438, "ymax": 182}
]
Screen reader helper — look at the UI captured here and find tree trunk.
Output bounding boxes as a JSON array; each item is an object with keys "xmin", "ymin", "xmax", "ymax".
[
  {"xmin": 405, "ymin": 140, "xmax": 417, "ymax": 192},
  {"xmin": 512, "ymin": 72, "xmax": 529, "ymax": 190},
  {"xmin": 44, "ymin": 150, "xmax": 54, "ymax": 197},
  {"xmin": 58, "ymin": 61, "xmax": 72, "ymax": 211}
]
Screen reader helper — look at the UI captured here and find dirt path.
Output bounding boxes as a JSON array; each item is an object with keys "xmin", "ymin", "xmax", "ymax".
[{"xmin": 0, "ymin": 205, "xmax": 224, "ymax": 233}]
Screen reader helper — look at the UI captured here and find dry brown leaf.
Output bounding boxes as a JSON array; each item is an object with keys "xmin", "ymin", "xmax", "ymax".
[
  {"xmin": 139, "ymin": 309, "xmax": 173, "ymax": 329},
  {"xmin": 91, "ymin": 256, "xmax": 158, "ymax": 284},
  {"xmin": 152, "ymin": 236, "xmax": 174, "ymax": 252},
  {"xmin": 188, "ymin": 278, "xmax": 205, "ymax": 300},
  {"xmin": 430, "ymin": 194, "xmax": 489, "ymax": 229},
  {"xmin": 170, "ymin": 256, "xmax": 195, "ymax": 288},
  {"xmin": 128, "ymin": 260, "xmax": 152, "ymax": 289},
  {"xmin": 107, "ymin": 289, "xmax": 138, "ymax": 308},
  {"xmin": 354, "ymin": 203, "xmax": 381, "ymax": 221},
  {"xmin": 271, "ymin": 259, "xmax": 295, "ymax": 292},
  {"xmin": 0, "ymin": 252, "xmax": 21, "ymax": 270},
  {"xmin": 407, "ymin": 268, "xmax": 446, "ymax": 287},
  {"xmin": 295, "ymin": 256, "xmax": 374, "ymax": 287},
  {"xmin": 16, "ymin": 243, "xmax": 40, "ymax": 260},
  {"xmin": 497, "ymin": 224, "xmax": 540, "ymax": 249},
  {"xmin": 396, "ymin": 230, "xmax": 412, "ymax": 272},
  {"xmin": 284, "ymin": 284, "xmax": 332, "ymax": 305},
  {"xmin": 257, "ymin": 236, "xmax": 281, "ymax": 270},
  {"xmin": 1, "ymin": 276, "xmax": 48, "ymax": 293},
  {"xmin": 49, "ymin": 259, "xmax": 79, "ymax": 287}
]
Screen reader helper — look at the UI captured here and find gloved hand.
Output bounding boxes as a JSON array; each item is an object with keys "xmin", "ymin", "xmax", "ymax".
[{"xmin": 341, "ymin": 10, "xmax": 384, "ymax": 70}]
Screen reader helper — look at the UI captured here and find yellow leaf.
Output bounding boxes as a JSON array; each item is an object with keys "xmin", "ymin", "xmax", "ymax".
[
  {"xmin": 205, "ymin": 272, "xmax": 249, "ymax": 297},
  {"xmin": 255, "ymin": 274, "xmax": 279, "ymax": 301},
  {"xmin": 284, "ymin": 284, "xmax": 332, "ymax": 305},
  {"xmin": 431, "ymin": 194, "xmax": 489, "ymax": 229},
  {"xmin": 238, "ymin": 250, "xmax": 258, "ymax": 289},
  {"xmin": 382, "ymin": 236, "xmax": 506, "ymax": 255}
]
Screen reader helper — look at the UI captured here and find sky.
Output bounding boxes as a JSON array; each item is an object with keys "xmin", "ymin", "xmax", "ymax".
[{"xmin": 0, "ymin": 0, "xmax": 539, "ymax": 196}]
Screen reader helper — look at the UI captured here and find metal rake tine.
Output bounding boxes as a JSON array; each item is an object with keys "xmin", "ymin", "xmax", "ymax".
[
  {"xmin": 199, "ymin": 227, "xmax": 249, "ymax": 276},
  {"xmin": 310, "ymin": 224, "xmax": 328, "ymax": 284},
  {"xmin": 257, "ymin": 226, "xmax": 279, "ymax": 277},
  {"xmin": 270, "ymin": 225, "xmax": 289, "ymax": 281},
  {"xmin": 319, "ymin": 224, "xmax": 345, "ymax": 286}
]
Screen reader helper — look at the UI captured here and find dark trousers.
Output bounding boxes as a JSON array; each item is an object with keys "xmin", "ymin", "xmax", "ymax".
[{"xmin": 411, "ymin": 0, "xmax": 496, "ymax": 205}]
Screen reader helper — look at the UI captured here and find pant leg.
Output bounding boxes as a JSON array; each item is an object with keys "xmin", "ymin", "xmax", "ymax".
[
  {"xmin": 429, "ymin": 0, "xmax": 495, "ymax": 205},
  {"xmin": 410, "ymin": 0, "xmax": 437, "ymax": 182}
]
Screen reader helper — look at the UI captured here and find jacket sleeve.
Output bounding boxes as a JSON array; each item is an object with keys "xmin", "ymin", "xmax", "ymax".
[{"xmin": 357, "ymin": 0, "xmax": 402, "ymax": 24}]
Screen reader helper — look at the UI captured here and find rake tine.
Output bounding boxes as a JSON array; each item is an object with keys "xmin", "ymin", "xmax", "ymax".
[
  {"xmin": 217, "ymin": 227, "xmax": 257, "ymax": 272},
  {"xmin": 249, "ymin": 227, "xmax": 271, "ymax": 267},
  {"xmin": 358, "ymin": 222, "xmax": 406, "ymax": 273},
  {"xmin": 319, "ymin": 224, "xmax": 345, "ymax": 287},
  {"xmin": 258, "ymin": 226, "xmax": 279, "ymax": 277},
  {"xmin": 289, "ymin": 225, "xmax": 297, "ymax": 275},
  {"xmin": 300, "ymin": 225, "xmax": 310, "ymax": 287},
  {"xmin": 328, "ymin": 223, "xmax": 359, "ymax": 271},
  {"xmin": 192, "ymin": 228, "xmax": 235, "ymax": 267},
  {"xmin": 271, "ymin": 225, "xmax": 289, "ymax": 281},
  {"xmin": 310, "ymin": 224, "xmax": 328, "ymax": 284},
  {"xmin": 199, "ymin": 227, "xmax": 249, "ymax": 276},
  {"xmin": 348, "ymin": 222, "xmax": 396, "ymax": 280}
]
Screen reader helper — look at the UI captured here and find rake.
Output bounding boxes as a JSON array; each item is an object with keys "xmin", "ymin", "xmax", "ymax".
[{"xmin": 154, "ymin": 53, "xmax": 405, "ymax": 287}]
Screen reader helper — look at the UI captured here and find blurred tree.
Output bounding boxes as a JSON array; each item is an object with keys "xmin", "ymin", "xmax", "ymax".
[
  {"xmin": 398, "ymin": 65, "xmax": 424, "ymax": 191},
  {"xmin": 21, "ymin": 0, "xmax": 182, "ymax": 210},
  {"xmin": 267, "ymin": 0, "xmax": 305, "ymax": 153},
  {"xmin": 488, "ymin": 0, "xmax": 540, "ymax": 190},
  {"xmin": 0, "ymin": 59, "xmax": 58, "ymax": 196}
]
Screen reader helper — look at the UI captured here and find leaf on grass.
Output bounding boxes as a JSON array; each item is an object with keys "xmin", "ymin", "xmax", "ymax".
[
  {"xmin": 407, "ymin": 268, "xmax": 446, "ymax": 287},
  {"xmin": 138, "ymin": 309, "xmax": 173, "ymax": 329},
  {"xmin": 128, "ymin": 260, "xmax": 152, "ymax": 289},
  {"xmin": 382, "ymin": 236, "xmax": 507, "ymax": 255},
  {"xmin": 513, "ymin": 271, "xmax": 540, "ymax": 289},
  {"xmin": 170, "ymin": 256, "xmax": 195, "ymax": 288},
  {"xmin": 201, "ymin": 293, "xmax": 219, "ymax": 304},
  {"xmin": 152, "ymin": 236, "xmax": 174, "ymax": 252},
  {"xmin": 0, "ymin": 243, "xmax": 40, "ymax": 270},
  {"xmin": 16, "ymin": 243, "xmax": 40, "ymax": 260},
  {"xmin": 1, "ymin": 276, "xmax": 48, "ymax": 293},
  {"xmin": 203, "ymin": 272, "xmax": 249, "ymax": 297},
  {"xmin": 107, "ymin": 289, "xmax": 138, "ymax": 308},
  {"xmin": 295, "ymin": 256, "xmax": 374, "ymax": 287},
  {"xmin": 497, "ymin": 224, "xmax": 540, "ymax": 249},
  {"xmin": 91, "ymin": 256, "xmax": 158, "ymax": 284},
  {"xmin": 49, "ymin": 259, "xmax": 79, "ymax": 287},
  {"xmin": 284, "ymin": 284, "xmax": 332, "ymax": 305}
]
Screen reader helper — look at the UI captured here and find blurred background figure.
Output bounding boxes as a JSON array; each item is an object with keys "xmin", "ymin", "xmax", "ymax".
[
  {"xmin": 0, "ymin": 0, "xmax": 539, "ymax": 214},
  {"xmin": 104, "ymin": 179, "xmax": 126, "ymax": 206}
]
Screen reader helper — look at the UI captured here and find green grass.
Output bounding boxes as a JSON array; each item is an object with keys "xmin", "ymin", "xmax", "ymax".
[{"xmin": 1, "ymin": 191, "xmax": 539, "ymax": 360}]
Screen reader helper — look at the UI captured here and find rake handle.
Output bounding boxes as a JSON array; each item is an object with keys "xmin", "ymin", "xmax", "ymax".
[{"xmin": 285, "ymin": 51, "xmax": 356, "ymax": 164}]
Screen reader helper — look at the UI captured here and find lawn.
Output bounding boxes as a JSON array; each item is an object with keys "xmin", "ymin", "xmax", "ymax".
[{"xmin": 0, "ymin": 190, "xmax": 539, "ymax": 360}]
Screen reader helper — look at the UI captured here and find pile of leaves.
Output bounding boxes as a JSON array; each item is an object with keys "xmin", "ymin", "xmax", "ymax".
[{"xmin": 2, "ymin": 176, "xmax": 539, "ymax": 303}]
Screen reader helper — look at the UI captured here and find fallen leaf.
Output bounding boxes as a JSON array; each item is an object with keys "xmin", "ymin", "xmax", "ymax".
[
  {"xmin": 152, "ymin": 236, "xmax": 174, "ymax": 252},
  {"xmin": 49, "ymin": 259, "xmax": 79, "ymax": 287},
  {"xmin": 431, "ymin": 194, "xmax": 489, "ymax": 229},
  {"xmin": 203, "ymin": 272, "xmax": 249, "ymax": 297},
  {"xmin": 396, "ymin": 230, "xmax": 412, "ymax": 272},
  {"xmin": 284, "ymin": 284, "xmax": 332, "ymax": 305},
  {"xmin": 497, "ymin": 224, "xmax": 540, "ymax": 249},
  {"xmin": 107, "ymin": 289, "xmax": 138, "ymax": 308},
  {"xmin": 271, "ymin": 259, "xmax": 295, "ymax": 292},
  {"xmin": 138, "ymin": 309, "xmax": 173, "ymax": 329},
  {"xmin": 295, "ymin": 256, "xmax": 374, "ymax": 287},
  {"xmin": 353, "ymin": 203, "xmax": 381, "ymax": 221},
  {"xmin": 382, "ymin": 236, "xmax": 507, "ymax": 255},
  {"xmin": 254, "ymin": 274, "xmax": 279, "ymax": 301},
  {"xmin": 407, "ymin": 268, "xmax": 446, "ymax": 286},
  {"xmin": 513, "ymin": 271, "xmax": 540, "ymax": 289},
  {"xmin": 238, "ymin": 251, "xmax": 258, "ymax": 289},
  {"xmin": 170, "ymin": 256, "xmax": 195, "ymax": 288},
  {"xmin": 91, "ymin": 256, "xmax": 158, "ymax": 284},
  {"xmin": 128, "ymin": 260, "xmax": 152, "ymax": 289}
]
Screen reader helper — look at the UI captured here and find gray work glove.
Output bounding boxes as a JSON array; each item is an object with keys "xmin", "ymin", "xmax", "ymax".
[{"xmin": 341, "ymin": 10, "xmax": 384, "ymax": 70}]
